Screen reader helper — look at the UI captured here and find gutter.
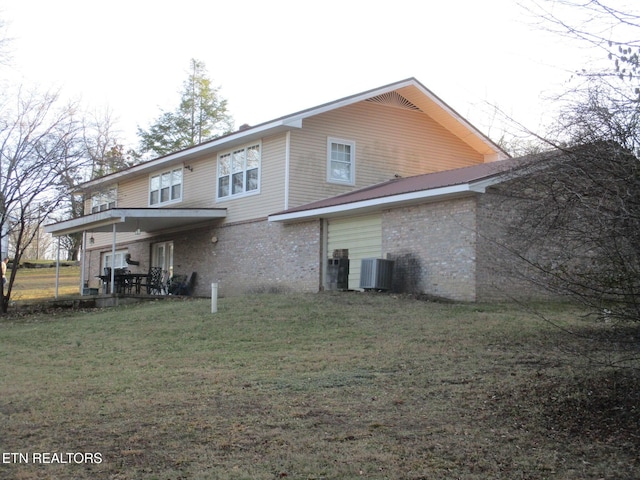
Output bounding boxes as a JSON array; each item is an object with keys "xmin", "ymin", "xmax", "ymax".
[{"xmin": 268, "ymin": 175, "xmax": 506, "ymax": 223}]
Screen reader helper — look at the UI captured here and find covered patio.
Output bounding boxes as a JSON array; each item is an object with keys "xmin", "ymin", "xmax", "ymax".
[{"xmin": 44, "ymin": 208, "xmax": 226, "ymax": 298}]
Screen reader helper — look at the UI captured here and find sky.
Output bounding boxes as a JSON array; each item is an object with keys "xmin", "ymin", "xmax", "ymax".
[{"xmin": 0, "ymin": 0, "xmax": 633, "ymax": 149}]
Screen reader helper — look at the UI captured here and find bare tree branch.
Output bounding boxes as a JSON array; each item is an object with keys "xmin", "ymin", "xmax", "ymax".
[{"xmin": 0, "ymin": 86, "xmax": 83, "ymax": 312}]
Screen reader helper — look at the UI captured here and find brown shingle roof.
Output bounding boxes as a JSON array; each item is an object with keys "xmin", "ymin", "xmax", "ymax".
[{"xmin": 273, "ymin": 157, "xmax": 529, "ymax": 217}]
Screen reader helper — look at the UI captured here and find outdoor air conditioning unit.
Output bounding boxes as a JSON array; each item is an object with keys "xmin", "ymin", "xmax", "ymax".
[{"xmin": 359, "ymin": 258, "xmax": 394, "ymax": 291}]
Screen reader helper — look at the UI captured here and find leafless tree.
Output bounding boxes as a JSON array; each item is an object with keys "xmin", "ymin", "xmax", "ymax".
[
  {"xmin": 488, "ymin": 1, "xmax": 635, "ymax": 303},
  {"xmin": 52, "ymin": 108, "xmax": 134, "ymax": 262},
  {"xmin": 0, "ymin": 17, "xmax": 12, "ymax": 68},
  {"xmin": 83, "ymin": 107, "xmax": 134, "ymax": 180},
  {"xmin": 0, "ymin": 86, "xmax": 83, "ymax": 312},
  {"xmin": 486, "ymin": 4, "xmax": 640, "ymax": 371},
  {"xmin": 522, "ymin": 1, "xmax": 639, "ymax": 87}
]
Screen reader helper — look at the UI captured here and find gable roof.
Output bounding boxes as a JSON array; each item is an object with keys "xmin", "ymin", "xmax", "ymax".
[
  {"xmin": 76, "ymin": 78, "xmax": 508, "ymax": 193},
  {"xmin": 268, "ymin": 156, "xmax": 535, "ymax": 223}
]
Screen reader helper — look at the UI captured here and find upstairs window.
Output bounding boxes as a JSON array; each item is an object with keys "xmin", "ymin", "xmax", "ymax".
[
  {"xmin": 150, "ymin": 168, "xmax": 183, "ymax": 206},
  {"xmin": 217, "ymin": 144, "xmax": 260, "ymax": 199},
  {"xmin": 327, "ymin": 138, "xmax": 355, "ymax": 185},
  {"xmin": 91, "ymin": 188, "xmax": 117, "ymax": 213}
]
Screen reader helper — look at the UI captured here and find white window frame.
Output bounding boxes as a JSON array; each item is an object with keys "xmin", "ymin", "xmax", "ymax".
[
  {"xmin": 103, "ymin": 250, "xmax": 128, "ymax": 270},
  {"xmin": 91, "ymin": 187, "xmax": 117, "ymax": 213},
  {"xmin": 216, "ymin": 143, "xmax": 261, "ymax": 200},
  {"xmin": 149, "ymin": 167, "xmax": 183, "ymax": 206},
  {"xmin": 327, "ymin": 137, "xmax": 355, "ymax": 185}
]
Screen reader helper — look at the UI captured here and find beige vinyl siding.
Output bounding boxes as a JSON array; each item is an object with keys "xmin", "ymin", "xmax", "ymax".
[
  {"xmin": 289, "ymin": 101, "xmax": 485, "ymax": 208},
  {"xmin": 118, "ymin": 176, "xmax": 150, "ymax": 208},
  {"xmin": 183, "ymin": 133, "xmax": 287, "ymax": 217},
  {"xmin": 179, "ymin": 154, "xmax": 217, "ymax": 208},
  {"xmin": 86, "ymin": 133, "xmax": 288, "ymax": 236},
  {"xmin": 327, "ymin": 214, "xmax": 382, "ymax": 290}
]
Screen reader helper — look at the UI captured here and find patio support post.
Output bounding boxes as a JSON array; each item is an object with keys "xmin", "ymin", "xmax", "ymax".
[
  {"xmin": 110, "ymin": 223, "xmax": 116, "ymax": 294},
  {"xmin": 80, "ymin": 231, "xmax": 86, "ymax": 293},
  {"xmin": 55, "ymin": 237, "xmax": 60, "ymax": 299}
]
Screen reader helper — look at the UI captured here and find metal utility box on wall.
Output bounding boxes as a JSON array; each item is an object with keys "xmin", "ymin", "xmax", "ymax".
[
  {"xmin": 359, "ymin": 258, "xmax": 394, "ymax": 291},
  {"xmin": 327, "ymin": 249, "xmax": 350, "ymax": 291},
  {"xmin": 327, "ymin": 258, "xmax": 349, "ymax": 290}
]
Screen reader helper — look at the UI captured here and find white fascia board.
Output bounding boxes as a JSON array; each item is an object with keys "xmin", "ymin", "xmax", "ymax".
[
  {"xmin": 44, "ymin": 211, "xmax": 124, "ymax": 236},
  {"xmin": 111, "ymin": 208, "xmax": 225, "ymax": 218},
  {"xmin": 411, "ymin": 82, "xmax": 505, "ymax": 158},
  {"xmin": 468, "ymin": 174, "xmax": 506, "ymax": 193},
  {"xmin": 268, "ymin": 183, "xmax": 475, "ymax": 223},
  {"xmin": 45, "ymin": 208, "xmax": 227, "ymax": 236}
]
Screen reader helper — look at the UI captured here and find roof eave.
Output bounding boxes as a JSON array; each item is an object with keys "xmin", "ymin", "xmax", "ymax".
[
  {"xmin": 44, "ymin": 208, "xmax": 227, "ymax": 236},
  {"xmin": 268, "ymin": 184, "xmax": 469, "ymax": 223},
  {"xmin": 268, "ymin": 172, "xmax": 508, "ymax": 224},
  {"xmin": 75, "ymin": 118, "xmax": 303, "ymax": 193}
]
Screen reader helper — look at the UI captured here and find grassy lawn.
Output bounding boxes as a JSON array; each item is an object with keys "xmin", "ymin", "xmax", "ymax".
[
  {"xmin": 6, "ymin": 265, "xmax": 81, "ymax": 303},
  {"xmin": 0, "ymin": 293, "xmax": 638, "ymax": 479}
]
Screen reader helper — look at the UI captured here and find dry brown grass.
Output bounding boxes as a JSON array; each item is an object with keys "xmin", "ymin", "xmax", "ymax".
[
  {"xmin": 7, "ymin": 265, "xmax": 80, "ymax": 303},
  {"xmin": 0, "ymin": 293, "xmax": 638, "ymax": 479}
]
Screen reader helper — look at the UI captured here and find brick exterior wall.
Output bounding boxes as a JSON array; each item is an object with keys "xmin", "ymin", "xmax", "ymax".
[
  {"xmin": 82, "ymin": 183, "xmax": 557, "ymax": 302},
  {"xmin": 84, "ymin": 219, "xmax": 322, "ymax": 297},
  {"xmin": 180, "ymin": 219, "xmax": 322, "ymax": 296},
  {"xmin": 476, "ymin": 184, "xmax": 559, "ymax": 302},
  {"xmin": 382, "ymin": 197, "xmax": 478, "ymax": 301},
  {"xmin": 380, "ymin": 189, "xmax": 558, "ymax": 302}
]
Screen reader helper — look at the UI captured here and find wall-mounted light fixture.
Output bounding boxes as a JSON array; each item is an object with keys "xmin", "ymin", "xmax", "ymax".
[
  {"xmin": 89, "ymin": 235, "xmax": 95, "ymax": 245},
  {"xmin": 185, "ymin": 165, "xmax": 194, "ymax": 172}
]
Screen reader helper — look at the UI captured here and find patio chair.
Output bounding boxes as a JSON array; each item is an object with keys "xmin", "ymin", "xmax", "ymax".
[
  {"xmin": 168, "ymin": 272, "xmax": 197, "ymax": 296},
  {"xmin": 114, "ymin": 268, "xmax": 131, "ymax": 294},
  {"xmin": 167, "ymin": 274, "xmax": 187, "ymax": 295},
  {"xmin": 142, "ymin": 266, "xmax": 165, "ymax": 295}
]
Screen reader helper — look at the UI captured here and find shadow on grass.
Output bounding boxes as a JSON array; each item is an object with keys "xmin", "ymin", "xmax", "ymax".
[
  {"xmin": 497, "ymin": 321, "xmax": 640, "ymax": 452},
  {"xmin": 537, "ymin": 370, "xmax": 640, "ymax": 447}
]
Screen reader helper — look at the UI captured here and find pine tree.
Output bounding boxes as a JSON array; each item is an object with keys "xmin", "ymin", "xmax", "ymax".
[{"xmin": 137, "ymin": 59, "xmax": 234, "ymax": 158}]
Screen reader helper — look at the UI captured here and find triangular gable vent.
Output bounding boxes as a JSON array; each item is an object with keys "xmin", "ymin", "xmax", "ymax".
[{"xmin": 366, "ymin": 91, "xmax": 423, "ymax": 112}]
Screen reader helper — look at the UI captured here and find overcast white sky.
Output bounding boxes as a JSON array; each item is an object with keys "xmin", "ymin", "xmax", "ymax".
[{"xmin": 0, "ymin": 0, "xmax": 631, "ymax": 148}]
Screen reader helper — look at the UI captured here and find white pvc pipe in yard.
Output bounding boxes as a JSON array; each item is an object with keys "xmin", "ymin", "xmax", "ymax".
[{"xmin": 211, "ymin": 283, "xmax": 218, "ymax": 313}]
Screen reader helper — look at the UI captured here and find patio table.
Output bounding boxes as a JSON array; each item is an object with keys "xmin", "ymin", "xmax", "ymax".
[{"xmin": 97, "ymin": 273, "xmax": 149, "ymax": 294}]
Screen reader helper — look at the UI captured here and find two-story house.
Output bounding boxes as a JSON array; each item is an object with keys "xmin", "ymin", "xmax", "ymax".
[{"xmin": 46, "ymin": 77, "xmax": 525, "ymax": 301}]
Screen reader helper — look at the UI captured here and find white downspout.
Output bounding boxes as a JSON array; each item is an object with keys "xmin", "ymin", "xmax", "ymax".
[{"xmin": 284, "ymin": 130, "xmax": 291, "ymax": 210}]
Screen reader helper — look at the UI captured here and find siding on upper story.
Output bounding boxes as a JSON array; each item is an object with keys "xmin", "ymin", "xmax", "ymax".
[
  {"xmin": 82, "ymin": 95, "xmax": 489, "ymax": 244},
  {"xmin": 83, "ymin": 133, "xmax": 288, "ymax": 229},
  {"xmin": 287, "ymin": 100, "xmax": 485, "ymax": 208},
  {"xmin": 209, "ymin": 133, "xmax": 287, "ymax": 223}
]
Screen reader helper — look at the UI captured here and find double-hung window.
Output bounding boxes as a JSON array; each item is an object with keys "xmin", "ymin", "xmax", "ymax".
[
  {"xmin": 103, "ymin": 250, "xmax": 128, "ymax": 270},
  {"xmin": 91, "ymin": 187, "xmax": 117, "ymax": 213},
  {"xmin": 217, "ymin": 144, "xmax": 260, "ymax": 199},
  {"xmin": 327, "ymin": 138, "xmax": 355, "ymax": 185},
  {"xmin": 150, "ymin": 168, "xmax": 183, "ymax": 206}
]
